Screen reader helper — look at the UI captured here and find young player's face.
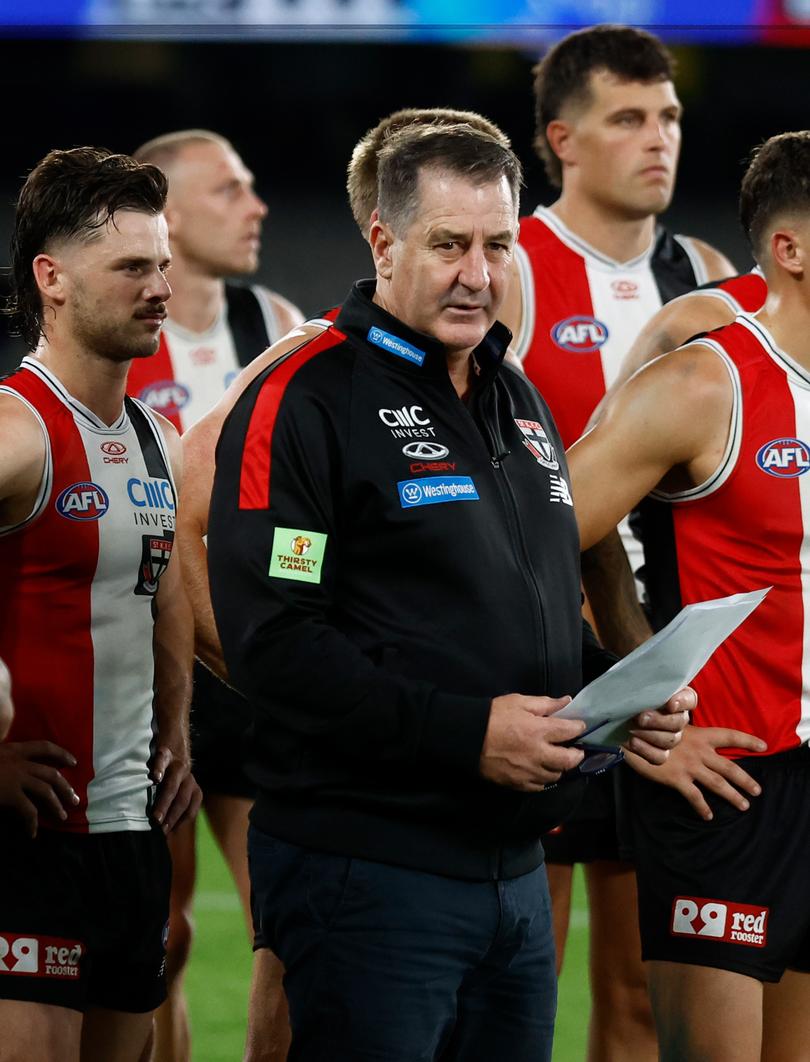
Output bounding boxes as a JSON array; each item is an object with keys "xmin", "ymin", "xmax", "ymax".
[
  {"xmin": 377, "ymin": 169, "xmax": 517, "ymax": 356},
  {"xmin": 166, "ymin": 140, "xmax": 268, "ymax": 277},
  {"xmin": 58, "ymin": 209, "xmax": 172, "ymax": 362},
  {"xmin": 563, "ymin": 71, "xmax": 682, "ymax": 219}
]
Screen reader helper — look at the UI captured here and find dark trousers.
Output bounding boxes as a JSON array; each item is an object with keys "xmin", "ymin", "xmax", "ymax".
[{"xmin": 249, "ymin": 825, "xmax": 557, "ymax": 1061}]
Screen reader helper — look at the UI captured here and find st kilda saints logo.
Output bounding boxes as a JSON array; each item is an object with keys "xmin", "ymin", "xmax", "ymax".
[
  {"xmin": 134, "ymin": 530, "xmax": 175, "ymax": 596},
  {"xmin": 514, "ymin": 419, "xmax": 559, "ymax": 470}
]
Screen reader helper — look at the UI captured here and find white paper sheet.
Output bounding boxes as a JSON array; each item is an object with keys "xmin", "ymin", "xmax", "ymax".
[{"xmin": 556, "ymin": 587, "xmax": 771, "ymax": 749}]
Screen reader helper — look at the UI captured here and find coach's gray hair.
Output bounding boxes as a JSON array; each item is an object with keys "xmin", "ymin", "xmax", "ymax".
[{"xmin": 376, "ymin": 124, "xmax": 522, "ymax": 236}]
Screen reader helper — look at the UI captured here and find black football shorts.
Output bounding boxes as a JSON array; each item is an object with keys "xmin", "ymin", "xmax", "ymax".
[
  {"xmin": 629, "ymin": 744, "xmax": 810, "ymax": 982},
  {"xmin": 0, "ymin": 821, "xmax": 171, "ymax": 1011}
]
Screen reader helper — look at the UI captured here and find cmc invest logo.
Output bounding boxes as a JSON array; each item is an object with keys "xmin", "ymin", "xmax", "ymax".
[{"xmin": 551, "ymin": 315, "xmax": 608, "ymax": 353}]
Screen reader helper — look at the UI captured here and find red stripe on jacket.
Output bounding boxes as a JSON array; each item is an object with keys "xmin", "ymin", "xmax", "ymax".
[{"xmin": 238, "ymin": 329, "xmax": 344, "ymax": 511}]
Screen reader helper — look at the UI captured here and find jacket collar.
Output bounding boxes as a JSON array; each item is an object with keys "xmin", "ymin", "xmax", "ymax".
[{"xmin": 336, "ymin": 279, "xmax": 512, "ymax": 385}]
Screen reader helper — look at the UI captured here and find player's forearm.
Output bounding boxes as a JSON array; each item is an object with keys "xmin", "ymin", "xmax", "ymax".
[
  {"xmin": 153, "ymin": 581, "xmax": 194, "ymax": 757},
  {"xmin": 581, "ymin": 531, "xmax": 652, "ymax": 657},
  {"xmin": 177, "ymin": 519, "xmax": 228, "ymax": 680}
]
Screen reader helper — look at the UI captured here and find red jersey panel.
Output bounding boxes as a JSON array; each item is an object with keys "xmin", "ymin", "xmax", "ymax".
[
  {"xmin": 659, "ymin": 316, "xmax": 810, "ymax": 754},
  {"xmin": 0, "ymin": 359, "xmax": 176, "ymax": 832},
  {"xmin": 515, "ymin": 206, "xmax": 705, "ymax": 449}
]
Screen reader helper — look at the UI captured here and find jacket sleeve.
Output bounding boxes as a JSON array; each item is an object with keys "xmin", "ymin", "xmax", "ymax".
[{"xmin": 207, "ymin": 358, "xmax": 493, "ymax": 775}]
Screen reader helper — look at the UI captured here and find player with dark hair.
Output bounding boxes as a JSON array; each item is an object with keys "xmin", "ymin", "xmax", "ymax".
[
  {"xmin": 498, "ymin": 25, "xmax": 737, "ymax": 1058},
  {"xmin": 568, "ymin": 129, "xmax": 810, "ymax": 1062},
  {"xmin": 124, "ymin": 128, "xmax": 303, "ymax": 1062},
  {"xmin": 0, "ymin": 146, "xmax": 200, "ymax": 1061}
]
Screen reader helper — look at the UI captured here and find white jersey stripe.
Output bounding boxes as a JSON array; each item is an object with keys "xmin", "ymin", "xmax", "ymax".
[
  {"xmin": 513, "ymin": 243, "xmax": 535, "ymax": 363},
  {"xmin": 790, "ymin": 378, "xmax": 810, "ymax": 744},
  {"xmin": 253, "ymin": 285, "xmax": 282, "ymax": 345},
  {"xmin": 673, "ymin": 235, "xmax": 709, "ymax": 287}
]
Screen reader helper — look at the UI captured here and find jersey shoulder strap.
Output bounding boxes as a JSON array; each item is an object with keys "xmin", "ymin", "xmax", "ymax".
[{"xmin": 224, "ymin": 283, "xmax": 272, "ymax": 368}]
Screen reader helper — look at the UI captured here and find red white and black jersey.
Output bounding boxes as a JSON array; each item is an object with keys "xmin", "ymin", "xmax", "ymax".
[
  {"xmin": 126, "ymin": 283, "xmax": 281, "ymax": 433},
  {"xmin": 681, "ymin": 269, "xmax": 767, "ymax": 317},
  {"xmin": 515, "ymin": 206, "xmax": 708, "ymax": 449},
  {"xmin": 644, "ymin": 315, "xmax": 810, "ymax": 755},
  {"xmin": 0, "ymin": 357, "xmax": 177, "ymax": 832}
]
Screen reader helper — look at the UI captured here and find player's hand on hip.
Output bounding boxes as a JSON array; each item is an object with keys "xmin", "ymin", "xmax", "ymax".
[
  {"xmin": 627, "ymin": 723, "xmax": 767, "ymax": 820},
  {"xmin": 151, "ymin": 745, "xmax": 202, "ymax": 833},
  {"xmin": 624, "ymin": 685, "xmax": 696, "ymax": 765},
  {"xmin": 0, "ymin": 740, "xmax": 80, "ymax": 837},
  {"xmin": 480, "ymin": 694, "xmax": 586, "ymax": 791},
  {"xmin": 0, "ymin": 658, "xmax": 13, "ymax": 741}
]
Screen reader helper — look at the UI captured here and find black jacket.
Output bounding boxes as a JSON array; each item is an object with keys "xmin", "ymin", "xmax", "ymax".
[{"xmin": 208, "ymin": 281, "xmax": 614, "ymax": 880}]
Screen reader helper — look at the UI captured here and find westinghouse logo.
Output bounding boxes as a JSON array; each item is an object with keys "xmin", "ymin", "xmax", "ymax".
[
  {"xmin": 670, "ymin": 897, "xmax": 769, "ymax": 948},
  {"xmin": 367, "ymin": 327, "xmax": 426, "ymax": 367},
  {"xmin": 0, "ymin": 933, "xmax": 84, "ymax": 979},
  {"xmin": 397, "ymin": 476, "xmax": 479, "ymax": 509}
]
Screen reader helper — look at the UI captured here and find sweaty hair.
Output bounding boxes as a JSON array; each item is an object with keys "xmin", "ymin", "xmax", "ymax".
[
  {"xmin": 377, "ymin": 124, "xmax": 522, "ymax": 237},
  {"xmin": 8, "ymin": 146, "xmax": 168, "ymax": 350},
  {"xmin": 132, "ymin": 129, "xmax": 233, "ymax": 173},
  {"xmin": 348, "ymin": 108, "xmax": 511, "ymax": 239},
  {"xmin": 533, "ymin": 24, "xmax": 675, "ymax": 187},
  {"xmin": 739, "ymin": 131, "xmax": 810, "ymax": 262}
]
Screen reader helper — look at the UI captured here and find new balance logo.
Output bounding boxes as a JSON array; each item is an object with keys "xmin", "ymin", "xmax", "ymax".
[
  {"xmin": 671, "ymin": 897, "xmax": 769, "ymax": 948},
  {"xmin": 549, "ymin": 475, "xmax": 573, "ymax": 506}
]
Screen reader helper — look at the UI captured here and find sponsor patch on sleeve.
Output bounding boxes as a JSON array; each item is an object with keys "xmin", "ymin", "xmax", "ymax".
[{"xmin": 269, "ymin": 527, "xmax": 327, "ymax": 584}]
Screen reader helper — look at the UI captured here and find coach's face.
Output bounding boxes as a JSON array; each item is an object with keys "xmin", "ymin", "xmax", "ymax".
[
  {"xmin": 39, "ymin": 209, "xmax": 172, "ymax": 362},
  {"xmin": 372, "ymin": 168, "xmax": 518, "ymax": 358},
  {"xmin": 554, "ymin": 71, "xmax": 682, "ymax": 220}
]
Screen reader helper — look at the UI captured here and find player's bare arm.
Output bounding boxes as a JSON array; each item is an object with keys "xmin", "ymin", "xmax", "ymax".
[
  {"xmin": 570, "ymin": 348, "xmax": 767, "ymax": 813},
  {"xmin": 178, "ymin": 322, "xmax": 328, "ymax": 678},
  {"xmin": 581, "ymin": 530, "xmax": 653, "ymax": 655},
  {"xmin": 587, "ymin": 292, "xmax": 738, "ymax": 430},
  {"xmin": 0, "ymin": 395, "xmax": 80, "ymax": 833},
  {"xmin": 570, "ymin": 341, "xmax": 734, "ymax": 551},
  {"xmin": 150, "ymin": 415, "xmax": 202, "ymax": 833}
]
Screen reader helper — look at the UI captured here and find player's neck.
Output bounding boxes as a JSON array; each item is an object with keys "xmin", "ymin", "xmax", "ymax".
[
  {"xmin": 549, "ymin": 194, "xmax": 656, "ymax": 264},
  {"xmin": 756, "ymin": 286, "xmax": 810, "ymax": 371},
  {"xmin": 32, "ymin": 339, "xmax": 129, "ymax": 427},
  {"xmin": 165, "ymin": 258, "xmax": 226, "ymax": 334}
]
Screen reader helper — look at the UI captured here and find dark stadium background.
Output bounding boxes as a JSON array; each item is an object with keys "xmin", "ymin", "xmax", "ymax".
[{"xmin": 0, "ymin": 38, "xmax": 805, "ymax": 370}]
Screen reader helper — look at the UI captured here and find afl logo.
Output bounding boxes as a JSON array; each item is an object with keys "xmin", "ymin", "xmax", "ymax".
[
  {"xmin": 756, "ymin": 438, "xmax": 810, "ymax": 477},
  {"xmin": 402, "ymin": 441, "xmax": 449, "ymax": 460},
  {"xmin": 56, "ymin": 482, "xmax": 110, "ymax": 521},
  {"xmin": 551, "ymin": 316, "xmax": 609, "ymax": 353},
  {"xmin": 138, "ymin": 381, "xmax": 190, "ymax": 416}
]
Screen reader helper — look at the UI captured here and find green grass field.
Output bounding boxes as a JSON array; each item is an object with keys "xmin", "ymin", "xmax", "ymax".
[{"xmin": 187, "ymin": 819, "xmax": 591, "ymax": 1061}]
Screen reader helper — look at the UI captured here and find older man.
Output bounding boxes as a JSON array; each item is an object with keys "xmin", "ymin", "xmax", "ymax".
[{"xmin": 207, "ymin": 123, "xmax": 689, "ymax": 1061}]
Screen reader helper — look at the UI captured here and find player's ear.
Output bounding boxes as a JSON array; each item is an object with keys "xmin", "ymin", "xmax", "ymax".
[
  {"xmin": 546, "ymin": 120, "xmax": 574, "ymax": 168},
  {"xmin": 369, "ymin": 216, "xmax": 395, "ymax": 280},
  {"xmin": 771, "ymin": 228, "xmax": 803, "ymax": 276},
  {"xmin": 32, "ymin": 253, "xmax": 66, "ymax": 307}
]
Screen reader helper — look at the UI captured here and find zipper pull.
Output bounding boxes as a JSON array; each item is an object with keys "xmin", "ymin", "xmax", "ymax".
[{"xmin": 492, "ymin": 448, "xmax": 511, "ymax": 468}]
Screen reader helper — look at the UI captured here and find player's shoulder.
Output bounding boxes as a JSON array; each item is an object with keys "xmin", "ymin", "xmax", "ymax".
[
  {"xmin": 252, "ymin": 284, "xmax": 305, "ymax": 333},
  {"xmin": 676, "ymin": 236, "xmax": 737, "ymax": 284}
]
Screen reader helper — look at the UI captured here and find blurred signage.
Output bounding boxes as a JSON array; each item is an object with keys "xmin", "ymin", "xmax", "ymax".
[{"xmin": 3, "ymin": 0, "xmax": 808, "ymax": 41}]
